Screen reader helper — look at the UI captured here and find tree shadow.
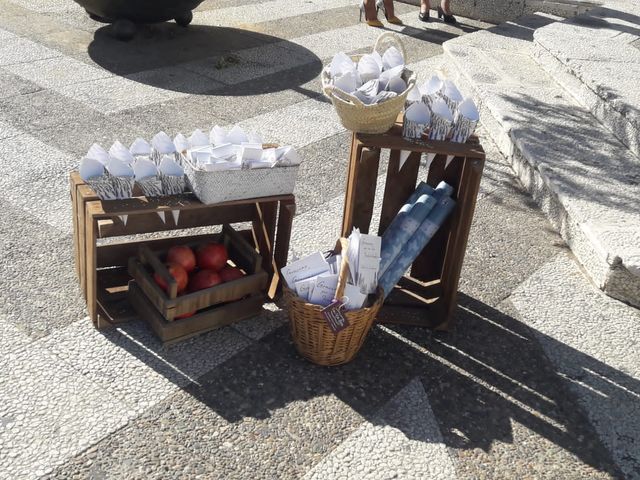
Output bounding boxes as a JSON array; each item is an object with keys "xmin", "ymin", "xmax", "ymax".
[
  {"xmin": 104, "ymin": 289, "xmax": 638, "ymax": 477},
  {"xmin": 87, "ymin": 23, "xmax": 322, "ymax": 96}
]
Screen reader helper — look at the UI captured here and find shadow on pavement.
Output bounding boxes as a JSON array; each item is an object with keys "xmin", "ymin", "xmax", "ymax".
[
  {"xmin": 87, "ymin": 23, "xmax": 322, "ymax": 96},
  {"xmin": 107, "ymin": 290, "xmax": 637, "ymax": 477}
]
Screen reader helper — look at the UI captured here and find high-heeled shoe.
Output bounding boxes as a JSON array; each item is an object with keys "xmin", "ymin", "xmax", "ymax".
[
  {"xmin": 376, "ymin": 0, "xmax": 403, "ymax": 25},
  {"xmin": 360, "ymin": 1, "xmax": 384, "ymax": 27},
  {"xmin": 437, "ymin": 6, "xmax": 456, "ymax": 24},
  {"xmin": 418, "ymin": 9, "xmax": 430, "ymax": 21}
]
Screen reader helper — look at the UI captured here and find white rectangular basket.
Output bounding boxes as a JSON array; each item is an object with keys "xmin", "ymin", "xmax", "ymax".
[{"xmin": 183, "ymin": 156, "xmax": 300, "ymax": 205}]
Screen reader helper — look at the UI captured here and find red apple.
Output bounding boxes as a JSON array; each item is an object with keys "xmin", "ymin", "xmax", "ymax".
[
  {"xmin": 188, "ymin": 269, "xmax": 223, "ymax": 292},
  {"xmin": 167, "ymin": 245, "xmax": 196, "ymax": 273},
  {"xmin": 220, "ymin": 265, "xmax": 244, "ymax": 282},
  {"xmin": 196, "ymin": 243, "xmax": 228, "ymax": 271},
  {"xmin": 153, "ymin": 262, "xmax": 188, "ymax": 293}
]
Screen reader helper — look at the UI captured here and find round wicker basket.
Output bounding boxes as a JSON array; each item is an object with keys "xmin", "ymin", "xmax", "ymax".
[
  {"xmin": 284, "ymin": 286, "xmax": 384, "ymax": 366},
  {"xmin": 322, "ymin": 32, "xmax": 416, "ymax": 134}
]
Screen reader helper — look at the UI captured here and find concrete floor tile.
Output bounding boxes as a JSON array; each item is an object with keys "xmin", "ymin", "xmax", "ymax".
[
  {"xmin": 4, "ymin": 55, "xmax": 112, "ymax": 89},
  {"xmin": 41, "ymin": 319, "xmax": 253, "ymax": 415},
  {"xmin": 509, "ymin": 253, "xmax": 640, "ymax": 478},
  {"xmin": 304, "ymin": 378, "xmax": 457, "ymax": 479},
  {"xmin": 0, "ymin": 33, "xmax": 61, "ymax": 66},
  {"xmin": 0, "ymin": 343, "xmax": 129, "ymax": 479}
]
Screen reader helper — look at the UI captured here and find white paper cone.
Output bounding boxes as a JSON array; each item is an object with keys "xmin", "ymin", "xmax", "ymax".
[
  {"xmin": 172, "ymin": 210, "xmax": 180, "ymax": 225},
  {"xmin": 445, "ymin": 155, "xmax": 454, "ymax": 168},
  {"xmin": 157, "ymin": 211, "xmax": 166, "ymax": 223},
  {"xmin": 119, "ymin": 215, "xmax": 128, "ymax": 226},
  {"xmin": 399, "ymin": 150, "xmax": 411, "ymax": 171}
]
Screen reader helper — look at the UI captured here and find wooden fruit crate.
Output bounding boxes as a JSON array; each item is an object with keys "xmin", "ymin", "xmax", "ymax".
[
  {"xmin": 128, "ymin": 224, "xmax": 267, "ymax": 321},
  {"xmin": 70, "ymin": 172, "xmax": 296, "ymax": 330}
]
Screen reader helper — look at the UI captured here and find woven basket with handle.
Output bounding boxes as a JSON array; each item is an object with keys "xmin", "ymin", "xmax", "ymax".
[
  {"xmin": 284, "ymin": 238, "xmax": 383, "ymax": 366},
  {"xmin": 322, "ymin": 32, "xmax": 416, "ymax": 134}
]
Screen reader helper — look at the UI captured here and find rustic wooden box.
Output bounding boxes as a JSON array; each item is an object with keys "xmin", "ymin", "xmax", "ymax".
[
  {"xmin": 69, "ymin": 172, "xmax": 296, "ymax": 330},
  {"xmin": 341, "ymin": 115, "xmax": 485, "ymax": 330},
  {"xmin": 128, "ymin": 224, "xmax": 268, "ymax": 321}
]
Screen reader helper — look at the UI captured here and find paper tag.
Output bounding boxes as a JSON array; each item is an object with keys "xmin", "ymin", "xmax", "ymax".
[{"xmin": 322, "ymin": 300, "xmax": 350, "ymax": 334}]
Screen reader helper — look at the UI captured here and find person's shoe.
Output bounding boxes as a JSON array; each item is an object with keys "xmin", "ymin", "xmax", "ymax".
[
  {"xmin": 418, "ymin": 9, "xmax": 430, "ymax": 21},
  {"xmin": 360, "ymin": 1, "xmax": 384, "ymax": 26},
  {"xmin": 437, "ymin": 6, "xmax": 456, "ymax": 24},
  {"xmin": 376, "ymin": 0, "xmax": 404, "ymax": 24}
]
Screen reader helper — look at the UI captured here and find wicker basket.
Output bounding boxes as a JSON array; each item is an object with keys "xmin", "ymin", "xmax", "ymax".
[
  {"xmin": 322, "ymin": 32, "xmax": 416, "ymax": 134},
  {"xmin": 182, "ymin": 154, "xmax": 299, "ymax": 205},
  {"xmin": 283, "ymin": 238, "xmax": 383, "ymax": 366}
]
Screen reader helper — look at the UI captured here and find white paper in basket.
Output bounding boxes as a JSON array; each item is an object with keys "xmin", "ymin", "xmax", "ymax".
[
  {"xmin": 210, "ymin": 125, "xmax": 228, "ymax": 146},
  {"xmin": 173, "ymin": 133, "xmax": 189, "ymax": 154},
  {"xmin": 151, "ymin": 131, "xmax": 176, "ymax": 164},
  {"xmin": 382, "ymin": 46, "xmax": 404, "ymax": 70}
]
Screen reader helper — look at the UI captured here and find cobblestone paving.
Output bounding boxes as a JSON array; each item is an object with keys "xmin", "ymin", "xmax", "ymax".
[{"xmin": 0, "ymin": 0, "xmax": 638, "ymax": 478}]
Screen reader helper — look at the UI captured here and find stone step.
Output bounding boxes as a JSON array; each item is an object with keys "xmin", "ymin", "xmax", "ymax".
[
  {"xmin": 532, "ymin": 3, "xmax": 640, "ymax": 157},
  {"xmin": 442, "ymin": 13, "xmax": 640, "ymax": 307}
]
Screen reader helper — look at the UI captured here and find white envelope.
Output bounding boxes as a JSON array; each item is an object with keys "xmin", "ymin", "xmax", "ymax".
[
  {"xmin": 226, "ymin": 125, "xmax": 249, "ymax": 145},
  {"xmin": 343, "ymin": 283, "xmax": 367, "ymax": 310},
  {"xmin": 281, "ymin": 252, "xmax": 330, "ymax": 288},
  {"xmin": 133, "ymin": 158, "xmax": 158, "ymax": 180},
  {"xmin": 309, "ymin": 273, "xmax": 339, "ymax": 307}
]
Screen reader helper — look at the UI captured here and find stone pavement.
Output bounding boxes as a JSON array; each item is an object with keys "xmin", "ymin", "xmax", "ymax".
[{"xmin": 0, "ymin": 0, "xmax": 638, "ymax": 479}]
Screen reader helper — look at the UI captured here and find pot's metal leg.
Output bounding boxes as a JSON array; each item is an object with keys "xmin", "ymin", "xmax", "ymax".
[
  {"xmin": 175, "ymin": 10, "xmax": 193, "ymax": 27},
  {"xmin": 112, "ymin": 19, "xmax": 136, "ymax": 41}
]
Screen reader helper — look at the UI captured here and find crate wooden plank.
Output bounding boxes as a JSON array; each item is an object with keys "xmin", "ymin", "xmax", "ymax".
[
  {"xmin": 252, "ymin": 202, "xmax": 277, "ymax": 277},
  {"xmin": 438, "ymin": 156, "xmax": 484, "ymax": 330},
  {"xmin": 97, "ymin": 205, "xmax": 257, "ymax": 238},
  {"xmin": 96, "ymin": 267, "xmax": 137, "ymax": 324},
  {"xmin": 96, "ymin": 232, "xmax": 226, "ymax": 269},
  {"xmin": 378, "ymin": 149, "xmax": 421, "ymax": 235},
  {"xmin": 349, "ymin": 146, "xmax": 381, "ymax": 235},
  {"xmin": 128, "ymin": 282, "xmax": 265, "ymax": 345},
  {"xmin": 341, "ymin": 134, "xmax": 364, "ymax": 237},
  {"xmin": 89, "ymin": 193, "xmax": 293, "ymax": 218},
  {"xmin": 270, "ymin": 198, "xmax": 296, "ymax": 298}
]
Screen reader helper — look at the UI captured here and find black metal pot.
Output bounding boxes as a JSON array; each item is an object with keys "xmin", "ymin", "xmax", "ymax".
[{"xmin": 74, "ymin": 0, "xmax": 206, "ymax": 39}]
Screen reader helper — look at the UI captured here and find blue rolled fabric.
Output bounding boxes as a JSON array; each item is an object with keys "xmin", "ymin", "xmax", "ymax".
[
  {"xmin": 379, "ymin": 194, "xmax": 457, "ymax": 299},
  {"xmin": 379, "ymin": 181, "xmax": 454, "ymax": 277},
  {"xmin": 379, "ymin": 193, "xmax": 437, "ymax": 277}
]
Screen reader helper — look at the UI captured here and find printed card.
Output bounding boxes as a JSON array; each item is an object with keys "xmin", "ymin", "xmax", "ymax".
[{"xmin": 281, "ymin": 252, "xmax": 330, "ymax": 288}]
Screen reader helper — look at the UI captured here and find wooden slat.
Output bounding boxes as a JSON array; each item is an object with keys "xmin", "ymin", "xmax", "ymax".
[
  {"xmin": 90, "ymin": 192, "xmax": 293, "ymax": 218},
  {"xmin": 96, "ymin": 204, "xmax": 257, "ymax": 238},
  {"xmin": 348, "ymin": 147, "xmax": 381, "ymax": 235},
  {"xmin": 378, "ymin": 150, "xmax": 421, "ymax": 235},
  {"xmin": 341, "ymin": 134, "xmax": 364, "ymax": 236},
  {"xmin": 128, "ymin": 282, "xmax": 265, "ymax": 345},
  {"xmin": 357, "ymin": 118, "xmax": 485, "ymax": 158},
  {"xmin": 271, "ymin": 198, "xmax": 296, "ymax": 298},
  {"xmin": 383, "ymin": 276, "xmax": 442, "ymax": 308},
  {"xmin": 252, "ymin": 202, "xmax": 278, "ymax": 278},
  {"xmin": 84, "ymin": 207, "xmax": 100, "ymax": 328},
  {"xmin": 437, "ymin": 156, "xmax": 485, "ymax": 330},
  {"xmin": 96, "ymin": 232, "xmax": 222, "ymax": 268},
  {"xmin": 77, "ymin": 184, "xmax": 98, "ymax": 299}
]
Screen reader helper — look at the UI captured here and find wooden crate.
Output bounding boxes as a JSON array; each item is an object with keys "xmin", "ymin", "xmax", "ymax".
[
  {"xmin": 128, "ymin": 282, "xmax": 265, "ymax": 345},
  {"xmin": 70, "ymin": 172, "xmax": 296, "ymax": 330},
  {"xmin": 128, "ymin": 224, "xmax": 268, "ymax": 321},
  {"xmin": 341, "ymin": 115, "xmax": 486, "ymax": 330}
]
